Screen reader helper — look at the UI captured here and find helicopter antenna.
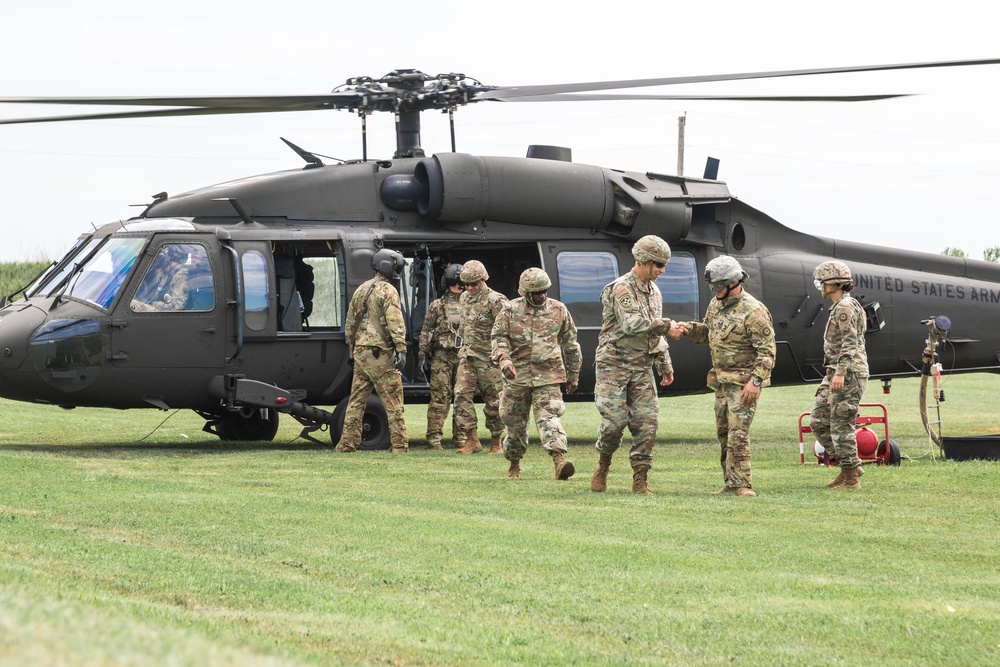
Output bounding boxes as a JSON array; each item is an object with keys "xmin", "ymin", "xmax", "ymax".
[{"xmin": 280, "ymin": 137, "xmax": 323, "ymax": 168}]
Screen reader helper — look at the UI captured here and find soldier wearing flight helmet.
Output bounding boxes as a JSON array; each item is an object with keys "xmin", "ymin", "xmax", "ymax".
[
  {"xmin": 672, "ymin": 256, "xmax": 775, "ymax": 497},
  {"xmin": 338, "ymin": 248, "xmax": 409, "ymax": 452},
  {"xmin": 809, "ymin": 260, "xmax": 869, "ymax": 490},
  {"xmin": 417, "ymin": 263, "xmax": 465, "ymax": 449}
]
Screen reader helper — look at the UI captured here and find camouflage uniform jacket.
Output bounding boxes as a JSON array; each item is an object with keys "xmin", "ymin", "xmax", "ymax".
[
  {"xmin": 594, "ymin": 269, "xmax": 673, "ymax": 375},
  {"xmin": 491, "ymin": 297, "xmax": 582, "ymax": 387},
  {"xmin": 345, "ymin": 275, "xmax": 407, "ymax": 355},
  {"xmin": 458, "ymin": 286, "xmax": 508, "ymax": 362},
  {"xmin": 823, "ymin": 294, "xmax": 869, "ymax": 377},
  {"xmin": 684, "ymin": 290, "xmax": 776, "ymax": 389},
  {"xmin": 418, "ymin": 291, "xmax": 462, "ymax": 356}
]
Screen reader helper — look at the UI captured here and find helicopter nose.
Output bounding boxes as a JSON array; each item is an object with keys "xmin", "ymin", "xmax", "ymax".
[{"xmin": 0, "ymin": 303, "xmax": 46, "ymax": 372}]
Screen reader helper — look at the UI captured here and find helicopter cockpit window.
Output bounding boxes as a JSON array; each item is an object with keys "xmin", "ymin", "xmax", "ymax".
[
  {"xmin": 64, "ymin": 237, "xmax": 146, "ymax": 310},
  {"xmin": 555, "ymin": 251, "xmax": 619, "ymax": 327},
  {"xmin": 242, "ymin": 250, "xmax": 269, "ymax": 331},
  {"xmin": 130, "ymin": 243, "xmax": 215, "ymax": 313},
  {"xmin": 35, "ymin": 237, "xmax": 102, "ymax": 298},
  {"xmin": 661, "ymin": 252, "xmax": 698, "ymax": 321}
]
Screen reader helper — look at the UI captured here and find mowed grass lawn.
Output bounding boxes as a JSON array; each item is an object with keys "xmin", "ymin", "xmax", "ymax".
[{"xmin": 1, "ymin": 374, "xmax": 999, "ymax": 666}]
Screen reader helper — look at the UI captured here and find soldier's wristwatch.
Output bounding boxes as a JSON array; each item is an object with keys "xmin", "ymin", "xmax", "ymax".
[{"xmin": 751, "ymin": 378, "xmax": 762, "ymax": 387}]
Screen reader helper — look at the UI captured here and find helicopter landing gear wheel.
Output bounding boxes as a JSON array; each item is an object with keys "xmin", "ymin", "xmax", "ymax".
[
  {"xmin": 330, "ymin": 395, "xmax": 391, "ymax": 450},
  {"xmin": 212, "ymin": 407, "xmax": 280, "ymax": 442}
]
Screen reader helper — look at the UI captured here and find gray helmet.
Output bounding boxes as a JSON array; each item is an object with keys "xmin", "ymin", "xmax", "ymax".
[
  {"xmin": 460, "ymin": 260, "xmax": 489, "ymax": 283},
  {"xmin": 518, "ymin": 267, "xmax": 552, "ymax": 296},
  {"xmin": 372, "ymin": 248, "xmax": 404, "ymax": 278},
  {"xmin": 632, "ymin": 235, "xmax": 672, "ymax": 265},
  {"xmin": 813, "ymin": 260, "xmax": 852, "ymax": 284},
  {"xmin": 442, "ymin": 263, "xmax": 464, "ymax": 290},
  {"xmin": 704, "ymin": 256, "xmax": 748, "ymax": 290}
]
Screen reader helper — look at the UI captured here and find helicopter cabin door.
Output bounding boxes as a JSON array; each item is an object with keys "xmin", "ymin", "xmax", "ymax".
[{"xmin": 110, "ymin": 236, "xmax": 227, "ymax": 369}]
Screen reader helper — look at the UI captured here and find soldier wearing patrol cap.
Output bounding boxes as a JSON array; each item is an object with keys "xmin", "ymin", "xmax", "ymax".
[
  {"xmin": 672, "ymin": 256, "xmax": 776, "ymax": 497},
  {"xmin": 453, "ymin": 260, "xmax": 508, "ymax": 454},
  {"xmin": 809, "ymin": 260, "xmax": 869, "ymax": 490},
  {"xmin": 590, "ymin": 235, "xmax": 676, "ymax": 495},
  {"xmin": 491, "ymin": 267, "xmax": 582, "ymax": 481},
  {"xmin": 338, "ymin": 248, "xmax": 409, "ymax": 453}
]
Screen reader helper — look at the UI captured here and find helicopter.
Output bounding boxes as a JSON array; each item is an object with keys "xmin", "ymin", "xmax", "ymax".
[{"xmin": 1, "ymin": 58, "xmax": 999, "ymax": 449}]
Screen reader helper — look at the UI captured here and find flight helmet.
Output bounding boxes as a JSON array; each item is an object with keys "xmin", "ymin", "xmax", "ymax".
[
  {"xmin": 372, "ymin": 248, "xmax": 405, "ymax": 278},
  {"xmin": 442, "ymin": 263, "xmax": 464, "ymax": 291}
]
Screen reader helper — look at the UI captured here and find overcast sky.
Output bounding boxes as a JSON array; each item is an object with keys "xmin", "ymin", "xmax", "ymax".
[{"xmin": 1, "ymin": 0, "xmax": 998, "ymax": 263}]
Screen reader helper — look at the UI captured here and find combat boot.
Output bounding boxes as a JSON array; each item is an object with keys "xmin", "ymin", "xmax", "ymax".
[
  {"xmin": 631, "ymin": 465, "xmax": 653, "ymax": 495},
  {"xmin": 836, "ymin": 466, "xmax": 862, "ymax": 490},
  {"xmin": 733, "ymin": 487, "xmax": 757, "ymax": 497},
  {"xmin": 590, "ymin": 452, "xmax": 613, "ymax": 492},
  {"xmin": 551, "ymin": 452, "xmax": 575, "ymax": 481},
  {"xmin": 506, "ymin": 459, "xmax": 521, "ymax": 479},
  {"xmin": 826, "ymin": 468, "xmax": 847, "ymax": 488},
  {"xmin": 426, "ymin": 436, "xmax": 443, "ymax": 450},
  {"xmin": 488, "ymin": 433, "xmax": 503, "ymax": 454},
  {"xmin": 456, "ymin": 430, "xmax": 483, "ymax": 454},
  {"xmin": 711, "ymin": 486, "xmax": 734, "ymax": 495}
]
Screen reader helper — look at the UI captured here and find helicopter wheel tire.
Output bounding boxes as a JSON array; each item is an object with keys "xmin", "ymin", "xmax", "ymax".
[
  {"xmin": 215, "ymin": 407, "xmax": 280, "ymax": 442},
  {"xmin": 330, "ymin": 395, "xmax": 392, "ymax": 451},
  {"xmin": 876, "ymin": 439, "xmax": 902, "ymax": 466}
]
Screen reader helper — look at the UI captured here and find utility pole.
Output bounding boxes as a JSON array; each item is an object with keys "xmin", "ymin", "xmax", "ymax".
[{"xmin": 677, "ymin": 112, "xmax": 686, "ymax": 176}]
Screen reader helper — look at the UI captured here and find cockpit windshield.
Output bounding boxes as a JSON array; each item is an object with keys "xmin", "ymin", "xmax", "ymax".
[
  {"xmin": 32, "ymin": 237, "xmax": 99, "ymax": 298},
  {"xmin": 63, "ymin": 237, "xmax": 146, "ymax": 310}
]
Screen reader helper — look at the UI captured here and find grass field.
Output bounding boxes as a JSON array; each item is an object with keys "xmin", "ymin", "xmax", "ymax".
[{"xmin": 1, "ymin": 374, "xmax": 999, "ymax": 666}]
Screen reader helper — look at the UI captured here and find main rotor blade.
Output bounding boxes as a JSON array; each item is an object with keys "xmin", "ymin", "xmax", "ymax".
[
  {"xmin": 476, "ymin": 57, "xmax": 1000, "ymax": 100},
  {"xmin": 507, "ymin": 93, "xmax": 912, "ymax": 103},
  {"xmin": 0, "ymin": 93, "xmax": 362, "ymax": 109},
  {"xmin": 0, "ymin": 105, "xmax": 329, "ymax": 125}
]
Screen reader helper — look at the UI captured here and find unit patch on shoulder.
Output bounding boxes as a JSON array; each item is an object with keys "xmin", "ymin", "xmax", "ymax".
[
  {"xmin": 838, "ymin": 313, "xmax": 848, "ymax": 322},
  {"xmin": 619, "ymin": 295, "xmax": 633, "ymax": 308}
]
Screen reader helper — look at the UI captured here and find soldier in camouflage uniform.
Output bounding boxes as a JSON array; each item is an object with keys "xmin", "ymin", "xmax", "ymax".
[
  {"xmin": 810, "ymin": 260, "xmax": 869, "ymax": 490},
  {"xmin": 453, "ymin": 260, "xmax": 509, "ymax": 454},
  {"xmin": 492, "ymin": 268, "xmax": 582, "ymax": 481},
  {"xmin": 417, "ymin": 264, "xmax": 465, "ymax": 450},
  {"xmin": 591, "ymin": 235, "xmax": 676, "ymax": 495},
  {"xmin": 337, "ymin": 248, "xmax": 409, "ymax": 453},
  {"xmin": 672, "ymin": 256, "xmax": 776, "ymax": 497}
]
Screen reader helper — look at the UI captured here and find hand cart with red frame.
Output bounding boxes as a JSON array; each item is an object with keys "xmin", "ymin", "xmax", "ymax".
[{"xmin": 797, "ymin": 402, "xmax": 901, "ymax": 466}]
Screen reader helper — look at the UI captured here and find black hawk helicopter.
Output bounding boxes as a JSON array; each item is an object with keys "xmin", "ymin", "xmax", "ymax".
[{"xmin": 1, "ymin": 59, "xmax": 999, "ymax": 449}]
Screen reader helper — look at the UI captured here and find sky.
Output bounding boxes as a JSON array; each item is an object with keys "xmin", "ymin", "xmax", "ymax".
[{"xmin": 1, "ymin": 0, "xmax": 998, "ymax": 263}]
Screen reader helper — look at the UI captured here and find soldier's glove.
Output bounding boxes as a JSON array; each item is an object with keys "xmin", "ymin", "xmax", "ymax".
[
  {"xmin": 417, "ymin": 352, "xmax": 428, "ymax": 373},
  {"xmin": 395, "ymin": 350, "xmax": 407, "ymax": 371}
]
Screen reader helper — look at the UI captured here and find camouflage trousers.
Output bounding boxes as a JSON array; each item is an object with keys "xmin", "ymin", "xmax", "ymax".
[
  {"xmin": 714, "ymin": 383, "xmax": 758, "ymax": 489},
  {"xmin": 500, "ymin": 383, "xmax": 567, "ymax": 461},
  {"xmin": 339, "ymin": 346, "xmax": 408, "ymax": 450},
  {"xmin": 594, "ymin": 362, "xmax": 659, "ymax": 465},
  {"xmin": 453, "ymin": 355, "xmax": 504, "ymax": 438},
  {"xmin": 425, "ymin": 349, "xmax": 460, "ymax": 446},
  {"xmin": 810, "ymin": 371, "xmax": 867, "ymax": 469}
]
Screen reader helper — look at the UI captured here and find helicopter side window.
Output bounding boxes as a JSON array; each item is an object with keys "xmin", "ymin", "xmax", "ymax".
[
  {"xmin": 242, "ymin": 250, "xmax": 270, "ymax": 331},
  {"xmin": 130, "ymin": 243, "xmax": 215, "ymax": 313},
  {"xmin": 64, "ymin": 237, "xmax": 146, "ymax": 310},
  {"xmin": 661, "ymin": 252, "xmax": 698, "ymax": 321},
  {"xmin": 555, "ymin": 251, "xmax": 619, "ymax": 327}
]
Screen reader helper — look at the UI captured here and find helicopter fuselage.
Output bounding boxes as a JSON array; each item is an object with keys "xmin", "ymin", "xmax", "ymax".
[{"xmin": 1, "ymin": 152, "xmax": 997, "ymax": 444}]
